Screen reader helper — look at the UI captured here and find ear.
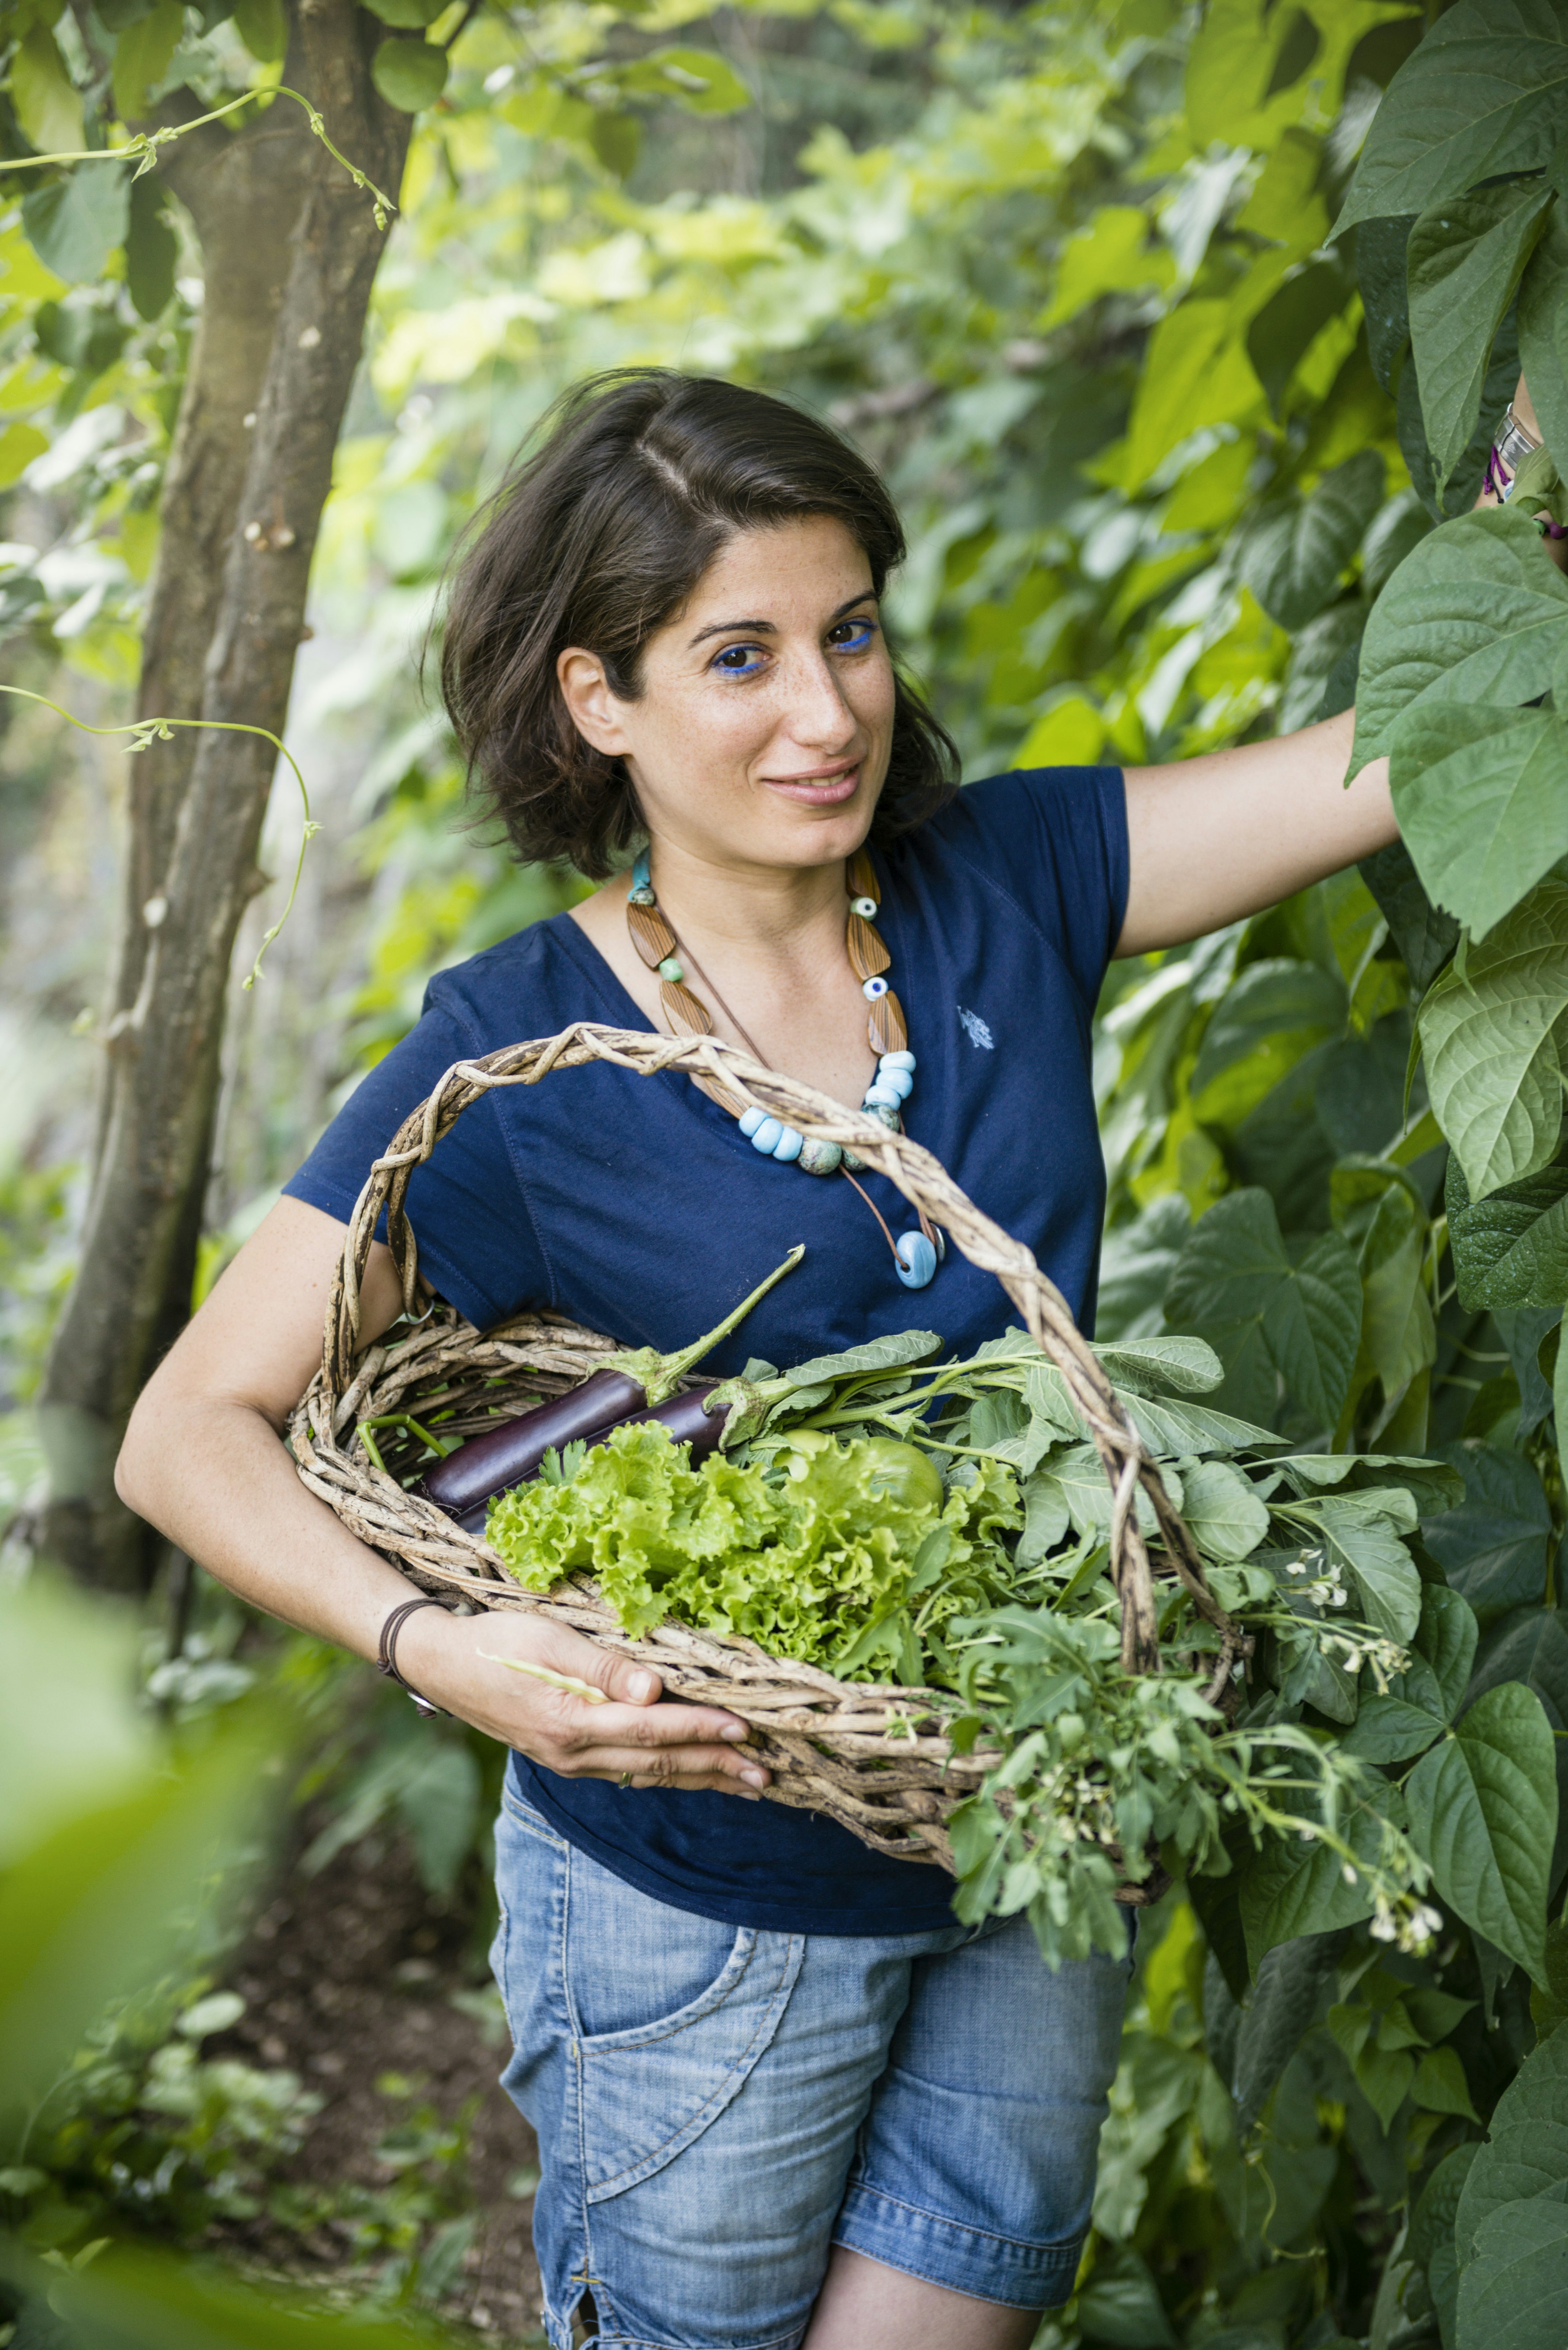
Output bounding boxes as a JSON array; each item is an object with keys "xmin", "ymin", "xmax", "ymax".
[{"xmin": 557, "ymin": 647, "xmax": 635, "ymax": 758}]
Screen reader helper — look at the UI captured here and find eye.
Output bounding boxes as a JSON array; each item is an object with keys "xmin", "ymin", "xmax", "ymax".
[
  {"xmin": 710, "ymin": 642, "xmax": 767, "ymax": 678},
  {"xmin": 829, "ymin": 616, "xmax": 878, "ymax": 653}
]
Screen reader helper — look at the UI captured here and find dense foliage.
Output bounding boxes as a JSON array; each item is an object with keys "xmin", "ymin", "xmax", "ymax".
[{"xmin": 10, "ymin": 0, "xmax": 1568, "ymax": 2342}]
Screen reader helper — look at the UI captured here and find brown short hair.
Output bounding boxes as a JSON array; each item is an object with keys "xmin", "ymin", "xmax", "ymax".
[{"xmin": 438, "ymin": 370, "xmax": 959, "ymax": 877}]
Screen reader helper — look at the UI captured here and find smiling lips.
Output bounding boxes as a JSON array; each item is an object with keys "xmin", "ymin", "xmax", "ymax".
[{"xmin": 762, "ymin": 763, "xmax": 862, "ymax": 807}]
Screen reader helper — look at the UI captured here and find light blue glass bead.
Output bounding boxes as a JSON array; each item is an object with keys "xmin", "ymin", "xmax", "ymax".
[
  {"xmin": 751, "ymin": 1118, "xmax": 784, "ymax": 1155},
  {"xmin": 798, "ymin": 1138, "xmax": 842, "ymax": 1175},
  {"xmin": 863, "ymin": 1082, "xmax": 902, "ymax": 1112},
  {"xmin": 895, "ymin": 1232, "xmax": 938, "ymax": 1289},
  {"xmin": 862, "ymin": 975, "xmax": 889, "ymax": 1001},
  {"xmin": 772, "ymin": 1126, "xmax": 803, "ymax": 1162},
  {"xmin": 738, "ymin": 1107, "xmax": 766, "ymax": 1138},
  {"xmin": 880, "ymin": 1050, "xmax": 916, "ymax": 1072},
  {"xmin": 877, "ymin": 1066, "xmax": 913, "ymax": 1101}
]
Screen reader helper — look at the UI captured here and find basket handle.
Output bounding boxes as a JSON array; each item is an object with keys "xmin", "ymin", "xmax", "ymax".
[{"xmin": 322, "ymin": 1020, "xmax": 1234, "ymax": 1675}]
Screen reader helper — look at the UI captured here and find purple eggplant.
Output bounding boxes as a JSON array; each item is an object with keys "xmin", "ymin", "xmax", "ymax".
[
  {"xmin": 419, "ymin": 1366, "xmax": 647, "ymax": 1518},
  {"xmin": 417, "ymin": 1246, "xmax": 802, "ymax": 1528}
]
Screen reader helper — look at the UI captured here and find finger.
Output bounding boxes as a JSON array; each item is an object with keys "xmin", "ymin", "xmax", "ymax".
[
  {"xmin": 555, "ymin": 1695, "xmax": 757, "ymax": 1751},
  {"xmin": 572, "ymin": 1744, "xmax": 773, "ymax": 1793},
  {"xmin": 479, "ymin": 1618, "xmax": 749, "ymax": 1737}
]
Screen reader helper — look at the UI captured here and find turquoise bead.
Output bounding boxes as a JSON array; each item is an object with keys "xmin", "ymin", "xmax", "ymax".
[
  {"xmin": 867, "ymin": 1104, "xmax": 900, "ymax": 1133},
  {"xmin": 863, "ymin": 1082, "xmax": 902, "ymax": 1112},
  {"xmin": 880, "ymin": 1050, "xmax": 916, "ymax": 1072},
  {"xmin": 895, "ymin": 1232, "xmax": 938, "ymax": 1289},
  {"xmin": 878, "ymin": 1067, "xmax": 913, "ymax": 1102},
  {"xmin": 751, "ymin": 1117, "xmax": 784, "ymax": 1154},
  {"xmin": 772, "ymin": 1126, "xmax": 803, "ymax": 1162},
  {"xmin": 739, "ymin": 1107, "xmax": 766, "ymax": 1138},
  {"xmin": 657, "ymin": 956, "xmax": 684, "ymax": 985},
  {"xmin": 842, "ymin": 1146, "xmax": 867, "ymax": 1173},
  {"xmin": 798, "ymin": 1138, "xmax": 842, "ymax": 1175}
]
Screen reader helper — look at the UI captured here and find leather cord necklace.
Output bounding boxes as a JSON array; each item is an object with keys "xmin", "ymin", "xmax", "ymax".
[{"xmin": 625, "ymin": 848, "xmax": 942, "ymax": 1289}]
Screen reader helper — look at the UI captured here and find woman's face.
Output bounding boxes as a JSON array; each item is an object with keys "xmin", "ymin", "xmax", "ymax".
[{"xmin": 557, "ymin": 514, "xmax": 897, "ymax": 873}]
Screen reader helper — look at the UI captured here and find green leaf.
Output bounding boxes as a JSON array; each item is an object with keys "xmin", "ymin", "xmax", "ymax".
[
  {"xmin": 1335, "ymin": 0, "xmax": 1568, "ymax": 232},
  {"xmin": 1361, "ymin": 840, "xmax": 1461, "ymax": 995},
  {"xmin": 1180, "ymin": 1458, "xmax": 1270, "ymax": 1559},
  {"xmin": 1342, "ymin": 1693, "xmax": 1446, "ymax": 1762},
  {"xmin": 1417, "ymin": 881, "xmax": 1568, "ymax": 1202},
  {"xmin": 1413, "ymin": 1583, "xmax": 1480, "ymax": 1721},
  {"xmin": 1239, "ymin": 452, "xmax": 1384, "ymax": 631},
  {"xmin": 1189, "ymin": 957, "xmax": 1348, "ymax": 1122},
  {"xmin": 110, "ymin": 0, "xmax": 182, "ymax": 118},
  {"xmin": 1122, "ymin": 300, "xmax": 1265, "ymax": 492},
  {"xmin": 1307, "ymin": 1490, "xmax": 1424, "ymax": 1643},
  {"xmin": 360, "ymin": 0, "xmax": 448, "ymax": 21},
  {"xmin": 1407, "ymin": 180, "xmax": 1556, "ymax": 491},
  {"xmin": 1414, "ymin": 2043, "xmax": 1482, "ymax": 2122},
  {"xmin": 1165, "ymin": 1188, "xmax": 1362, "ymax": 1434},
  {"xmin": 1447, "ymin": 1153, "xmax": 1568, "ymax": 1311},
  {"xmin": 125, "ymin": 174, "xmax": 176, "ymax": 322},
  {"xmin": 1456, "ymin": 2018, "xmax": 1568, "ymax": 2261},
  {"xmin": 1351, "ymin": 507, "xmax": 1568, "ymax": 775},
  {"xmin": 1409, "ymin": 2142, "xmax": 1478, "ymax": 2350},
  {"xmin": 1246, "ymin": 259, "xmax": 1356, "ymax": 420},
  {"xmin": 1096, "ymin": 1336, "xmax": 1223, "ymax": 1394},
  {"xmin": 1456, "ymin": 2200, "xmax": 1568, "ymax": 2350},
  {"xmin": 20, "ymin": 169, "xmax": 130, "ymax": 285},
  {"xmin": 11, "ymin": 25, "xmax": 82, "ymax": 155},
  {"xmin": 1405, "ymin": 1682, "xmax": 1556, "ymax": 1983},
  {"xmin": 370, "ymin": 33, "xmax": 448, "ymax": 111},
  {"xmin": 629, "ymin": 47, "xmax": 753, "ymax": 115},
  {"xmin": 783, "ymin": 1330, "xmax": 942, "ymax": 1387},
  {"xmin": 1391, "ymin": 702, "xmax": 1568, "ymax": 941},
  {"xmin": 230, "ymin": 0, "xmax": 288, "ymax": 58},
  {"xmin": 1422, "ymin": 1443, "xmax": 1554, "ymax": 1623},
  {"xmin": 1230, "ymin": 1929, "xmax": 1345, "ymax": 2134},
  {"xmin": 1356, "ymin": 213, "xmax": 1414, "ymax": 394},
  {"xmin": 1236, "ymin": 1785, "xmax": 1397, "ymax": 1972},
  {"xmin": 1519, "ymin": 197, "xmax": 1568, "ymax": 477}
]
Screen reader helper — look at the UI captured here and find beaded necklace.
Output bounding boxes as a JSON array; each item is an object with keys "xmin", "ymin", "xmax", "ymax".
[{"xmin": 625, "ymin": 846, "xmax": 942, "ymax": 1289}]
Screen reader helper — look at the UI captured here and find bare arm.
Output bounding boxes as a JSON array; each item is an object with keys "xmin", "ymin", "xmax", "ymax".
[
  {"xmin": 115, "ymin": 1196, "xmax": 769, "ymax": 1797},
  {"xmin": 1116, "ymin": 709, "xmax": 1394, "ymax": 957}
]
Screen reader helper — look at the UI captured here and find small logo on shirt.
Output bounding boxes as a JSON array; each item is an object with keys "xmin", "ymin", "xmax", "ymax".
[{"xmin": 957, "ymin": 1005, "xmax": 994, "ymax": 1050}]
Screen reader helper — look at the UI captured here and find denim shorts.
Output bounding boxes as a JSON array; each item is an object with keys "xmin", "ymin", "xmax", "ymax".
[{"xmin": 489, "ymin": 1783, "xmax": 1130, "ymax": 2350}]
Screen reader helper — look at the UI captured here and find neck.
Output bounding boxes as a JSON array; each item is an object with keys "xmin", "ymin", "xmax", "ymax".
[{"xmin": 643, "ymin": 835, "xmax": 853, "ymax": 961}]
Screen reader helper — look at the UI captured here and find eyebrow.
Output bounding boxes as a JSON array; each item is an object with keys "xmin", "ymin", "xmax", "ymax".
[{"xmin": 686, "ymin": 591, "xmax": 878, "ymax": 649}]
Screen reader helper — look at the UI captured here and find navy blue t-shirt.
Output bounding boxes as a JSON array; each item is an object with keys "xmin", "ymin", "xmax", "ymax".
[{"xmin": 285, "ymin": 766, "xmax": 1128, "ymax": 1934}]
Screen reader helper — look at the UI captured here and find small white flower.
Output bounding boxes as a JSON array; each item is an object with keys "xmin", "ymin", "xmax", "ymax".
[{"xmin": 1342, "ymin": 1864, "xmax": 1358, "ymax": 1886}]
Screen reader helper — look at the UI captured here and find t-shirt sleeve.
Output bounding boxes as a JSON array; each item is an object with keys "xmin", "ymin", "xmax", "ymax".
[
  {"xmin": 947, "ymin": 765, "xmax": 1129, "ymax": 1012},
  {"xmin": 281, "ymin": 982, "xmax": 552, "ymax": 1332}
]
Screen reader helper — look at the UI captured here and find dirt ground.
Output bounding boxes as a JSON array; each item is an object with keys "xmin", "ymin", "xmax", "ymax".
[{"xmin": 213, "ymin": 1831, "xmax": 547, "ymax": 2346}]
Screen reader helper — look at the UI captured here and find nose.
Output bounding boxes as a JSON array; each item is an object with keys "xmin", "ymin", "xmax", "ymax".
[{"xmin": 778, "ymin": 643, "xmax": 859, "ymax": 754}]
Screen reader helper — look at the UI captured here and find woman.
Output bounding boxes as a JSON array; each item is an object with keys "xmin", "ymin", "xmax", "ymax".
[{"xmin": 118, "ymin": 369, "xmax": 1405, "ymax": 2350}]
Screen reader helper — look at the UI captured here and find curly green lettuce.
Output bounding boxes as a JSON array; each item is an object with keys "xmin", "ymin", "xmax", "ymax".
[{"xmin": 485, "ymin": 1422, "xmax": 1020, "ymax": 1677}]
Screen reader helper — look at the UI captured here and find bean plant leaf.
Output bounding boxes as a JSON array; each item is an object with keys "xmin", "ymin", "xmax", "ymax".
[
  {"xmin": 1416, "ymin": 881, "xmax": 1568, "ymax": 1202},
  {"xmin": 1236, "ymin": 1784, "xmax": 1400, "ymax": 1971},
  {"xmin": 1096, "ymin": 1336, "xmax": 1224, "ymax": 1395},
  {"xmin": 1350, "ymin": 508, "xmax": 1568, "ymax": 776},
  {"xmin": 1239, "ymin": 452, "xmax": 1384, "ymax": 631},
  {"xmin": 1405, "ymin": 1682, "xmax": 1556, "ymax": 1983},
  {"xmin": 1335, "ymin": 0, "xmax": 1568, "ymax": 232},
  {"xmin": 1189, "ymin": 957, "xmax": 1348, "ymax": 1124},
  {"xmin": 1231, "ymin": 1930, "xmax": 1346, "ymax": 2134},
  {"xmin": 1447, "ymin": 1153, "xmax": 1568, "ymax": 1311},
  {"xmin": 783, "ymin": 1330, "xmax": 942, "ymax": 1387},
  {"xmin": 370, "ymin": 34, "xmax": 449, "ymax": 110},
  {"xmin": 1356, "ymin": 213, "xmax": 1414, "ymax": 394},
  {"xmin": 1302, "ymin": 1491, "xmax": 1424, "ymax": 1643},
  {"xmin": 1406, "ymin": 180, "xmax": 1555, "ymax": 490},
  {"xmin": 1456, "ymin": 2200, "xmax": 1568, "ymax": 2350},
  {"xmin": 1409, "ymin": 2141, "xmax": 1479, "ymax": 2350},
  {"xmin": 1414, "ymin": 1585, "xmax": 1481, "ymax": 1721},
  {"xmin": 1245, "ymin": 259, "xmax": 1356, "ymax": 420},
  {"xmin": 1342, "ymin": 1693, "xmax": 1447, "ymax": 1763},
  {"xmin": 1519, "ymin": 198, "xmax": 1568, "ymax": 476},
  {"xmin": 1455, "ymin": 2020, "xmax": 1568, "ymax": 2313},
  {"xmin": 20, "ymin": 172, "xmax": 129, "ymax": 287},
  {"xmin": 1179, "ymin": 1459, "xmax": 1270, "ymax": 1559},
  {"xmin": 1165, "ymin": 1188, "xmax": 1361, "ymax": 1434},
  {"xmin": 1421, "ymin": 1440, "xmax": 1553, "ymax": 1624},
  {"xmin": 1391, "ymin": 703, "xmax": 1568, "ymax": 942}
]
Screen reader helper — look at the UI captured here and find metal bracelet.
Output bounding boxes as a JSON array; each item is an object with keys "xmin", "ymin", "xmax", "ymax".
[{"xmin": 1486, "ymin": 401, "xmax": 1542, "ymax": 501}]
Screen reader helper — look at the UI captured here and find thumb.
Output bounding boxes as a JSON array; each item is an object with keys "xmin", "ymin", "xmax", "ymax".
[{"xmin": 535, "ymin": 1617, "xmax": 662, "ymax": 1708}]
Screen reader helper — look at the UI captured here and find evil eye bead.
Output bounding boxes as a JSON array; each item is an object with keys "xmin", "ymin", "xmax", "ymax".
[
  {"xmin": 772, "ymin": 1126, "xmax": 804, "ymax": 1163},
  {"xmin": 657, "ymin": 956, "xmax": 684, "ymax": 985},
  {"xmin": 862, "ymin": 975, "xmax": 889, "ymax": 1001},
  {"xmin": 877, "ymin": 1066, "xmax": 913, "ymax": 1102},
  {"xmin": 750, "ymin": 1117, "xmax": 784, "ymax": 1155},
  {"xmin": 895, "ymin": 1231, "xmax": 938, "ymax": 1289},
  {"xmin": 880, "ymin": 1051, "xmax": 916, "ymax": 1072},
  {"xmin": 850, "ymin": 895, "xmax": 878, "ymax": 919},
  {"xmin": 738, "ymin": 1107, "xmax": 766, "ymax": 1138},
  {"xmin": 863, "ymin": 1081, "xmax": 902, "ymax": 1112},
  {"xmin": 798, "ymin": 1138, "xmax": 843, "ymax": 1175}
]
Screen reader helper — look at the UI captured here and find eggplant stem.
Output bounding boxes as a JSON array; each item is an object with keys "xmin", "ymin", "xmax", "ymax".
[{"xmin": 607, "ymin": 1244, "xmax": 805, "ymax": 1405}]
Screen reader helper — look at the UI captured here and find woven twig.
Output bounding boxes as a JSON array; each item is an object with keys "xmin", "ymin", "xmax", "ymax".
[{"xmin": 292, "ymin": 1022, "xmax": 1236, "ymax": 1883}]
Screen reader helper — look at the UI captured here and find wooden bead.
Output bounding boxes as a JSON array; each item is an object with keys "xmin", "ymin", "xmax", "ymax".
[
  {"xmin": 846, "ymin": 912, "xmax": 890, "ymax": 982},
  {"xmin": 867, "ymin": 988, "xmax": 906, "ymax": 1055},
  {"xmin": 849, "ymin": 850, "xmax": 879, "ymax": 907},
  {"xmin": 661, "ymin": 979, "xmax": 712, "ymax": 1035},
  {"xmin": 628, "ymin": 902, "xmax": 679, "ymax": 970}
]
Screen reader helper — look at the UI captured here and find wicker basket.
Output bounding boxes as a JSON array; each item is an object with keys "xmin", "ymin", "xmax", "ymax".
[{"xmin": 289, "ymin": 1022, "xmax": 1244, "ymax": 1888}]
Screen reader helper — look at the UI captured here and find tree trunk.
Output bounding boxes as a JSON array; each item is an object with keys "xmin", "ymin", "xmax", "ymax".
[{"xmin": 38, "ymin": 0, "xmax": 411, "ymax": 1591}]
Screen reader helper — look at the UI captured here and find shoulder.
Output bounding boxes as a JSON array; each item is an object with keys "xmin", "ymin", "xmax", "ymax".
[
  {"xmin": 421, "ymin": 912, "xmax": 596, "ymax": 1047},
  {"xmin": 918, "ymin": 765, "xmax": 1125, "ymax": 861}
]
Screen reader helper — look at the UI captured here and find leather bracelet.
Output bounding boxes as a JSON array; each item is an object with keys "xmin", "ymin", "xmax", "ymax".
[{"xmin": 377, "ymin": 1596, "xmax": 452, "ymax": 1717}]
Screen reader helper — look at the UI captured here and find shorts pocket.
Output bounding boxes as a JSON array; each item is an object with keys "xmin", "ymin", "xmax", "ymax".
[{"xmin": 568, "ymin": 1880, "xmax": 805, "ymax": 2205}]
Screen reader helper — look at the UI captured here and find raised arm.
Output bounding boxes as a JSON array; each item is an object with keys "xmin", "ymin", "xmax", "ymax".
[
  {"xmin": 115, "ymin": 1196, "xmax": 770, "ymax": 1798},
  {"xmin": 1115, "ymin": 711, "xmax": 1394, "ymax": 957}
]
